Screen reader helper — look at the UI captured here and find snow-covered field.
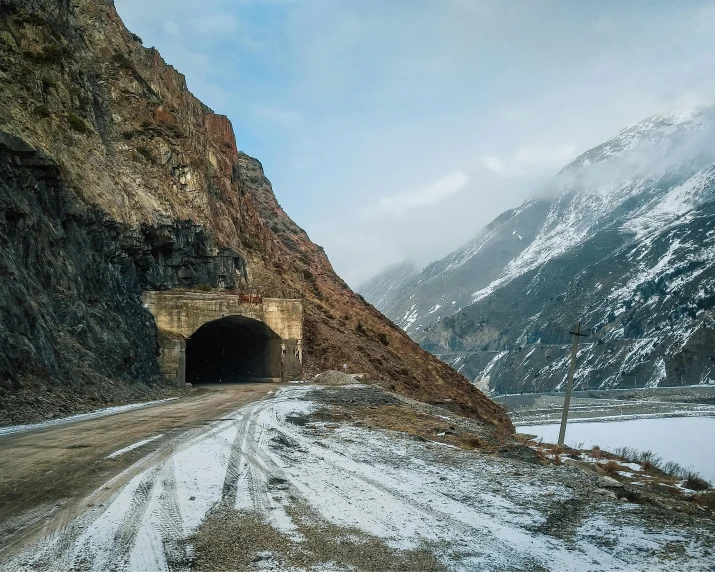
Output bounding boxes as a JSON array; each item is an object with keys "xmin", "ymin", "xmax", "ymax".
[
  {"xmin": 5, "ymin": 386, "xmax": 713, "ymax": 571},
  {"xmin": 527, "ymin": 416, "xmax": 715, "ymax": 483}
]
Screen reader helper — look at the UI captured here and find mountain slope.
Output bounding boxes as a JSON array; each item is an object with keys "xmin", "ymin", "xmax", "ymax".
[
  {"xmin": 371, "ymin": 199, "xmax": 555, "ymax": 335},
  {"xmin": 367, "ymin": 108, "xmax": 715, "ymax": 393},
  {"xmin": 357, "ymin": 260, "xmax": 419, "ymax": 312},
  {"xmin": 0, "ymin": 0, "xmax": 509, "ymax": 429}
]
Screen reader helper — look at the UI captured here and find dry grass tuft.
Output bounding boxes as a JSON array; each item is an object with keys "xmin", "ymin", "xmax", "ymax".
[
  {"xmin": 355, "ymin": 404, "xmax": 499, "ymax": 452},
  {"xmin": 602, "ymin": 460, "xmax": 622, "ymax": 476},
  {"xmin": 691, "ymin": 491, "xmax": 715, "ymax": 509},
  {"xmin": 684, "ymin": 474, "xmax": 711, "ymax": 492}
]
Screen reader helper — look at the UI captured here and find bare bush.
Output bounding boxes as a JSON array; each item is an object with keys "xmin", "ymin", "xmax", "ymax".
[
  {"xmin": 639, "ymin": 450, "xmax": 662, "ymax": 472},
  {"xmin": 684, "ymin": 473, "xmax": 711, "ymax": 491},
  {"xmin": 602, "ymin": 460, "xmax": 621, "ymax": 476},
  {"xmin": 663, "ymin": 461, "xmax": 689, "ymax": 479}
]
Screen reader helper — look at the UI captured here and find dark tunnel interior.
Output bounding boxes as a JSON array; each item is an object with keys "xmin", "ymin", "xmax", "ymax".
[{"xmin": 185, "ymin": 316, "xmax": 282, "ymax": 383}]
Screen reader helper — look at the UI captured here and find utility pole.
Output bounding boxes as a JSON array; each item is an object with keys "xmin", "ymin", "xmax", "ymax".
[{"xmin": 558, "ymin": 321, "xmax": 588, "ymax": 446}]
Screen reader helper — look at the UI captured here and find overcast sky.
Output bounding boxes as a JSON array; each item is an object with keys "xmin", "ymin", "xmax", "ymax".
[{"xmin": 114, "ymin": 0, "xmax": 715, "ymax": 287}]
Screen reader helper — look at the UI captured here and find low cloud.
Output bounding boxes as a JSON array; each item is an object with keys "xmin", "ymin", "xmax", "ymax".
[
  {"xmin": 366, "ymin": 171, "xmax": 469, "ymax": 218},
  {"xmin": 554, "ymin": 106, "xmax": 715, "ymax": 194},
  {"xmin": 480, "ymin": 143, "xmax": 577, "ymax": 177}
]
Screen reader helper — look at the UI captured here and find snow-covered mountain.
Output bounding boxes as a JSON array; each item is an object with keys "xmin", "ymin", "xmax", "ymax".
[
  {"xmin": 365, "ymin": 107, "xmax": 715, "ymax": 393},
  {"xmin": 358, "ymin": 260, "xmax": 419, "ymax": 312}
]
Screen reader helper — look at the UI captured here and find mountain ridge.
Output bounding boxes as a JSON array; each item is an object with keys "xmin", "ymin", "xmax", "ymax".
[{"xmin": 365, "ymin": 107, "xmax": 715, "ymax": 393}]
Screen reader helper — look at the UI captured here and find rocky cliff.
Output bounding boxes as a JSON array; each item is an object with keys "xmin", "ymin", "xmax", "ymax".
[{"xmin": 0, "ymin": 0, "xmax": 509, "ymax": 429}]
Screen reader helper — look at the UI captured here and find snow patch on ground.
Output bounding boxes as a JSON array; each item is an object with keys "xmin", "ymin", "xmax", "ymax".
[
  {"xmin": 105, "ymin": 435, "xmax": 164, "ymax": 459},
  {"xmin": 9, "ymin": 387, "xmax": 714, "ymax": 571},
  {"xmin": 0, "ymin": 398, "xmax": 179, "ymax": 437}
]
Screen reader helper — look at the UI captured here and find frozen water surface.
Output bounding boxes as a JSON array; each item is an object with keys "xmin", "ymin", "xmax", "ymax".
[{"xmin": 528, "ymin": 416, "xmax": 715, "ymax": 482}]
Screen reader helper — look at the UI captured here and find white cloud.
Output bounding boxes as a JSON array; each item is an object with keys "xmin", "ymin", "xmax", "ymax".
[
  {"xmin": 480, "ymin": 156, "xmax": 505, "ymax": 172},
  {"xmin": 512, "ymin": 143, "xmax": 577, "ymax": 168},
  {"xmin": 480, "ymin": 143, "xmax": 577, "ymax": 177},
  {"xmin": 366, "ymin": 172, "xmax": 470, "ymax": 218}
]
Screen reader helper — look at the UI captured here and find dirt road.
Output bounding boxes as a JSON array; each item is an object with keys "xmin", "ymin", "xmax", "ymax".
[
  {"xmin": 0, "ymin": 383, "xmax": 274, "ymax": 564},
  {"xmin": 2, "ymin": 384, "xmax": 714, "ymax": 571}
]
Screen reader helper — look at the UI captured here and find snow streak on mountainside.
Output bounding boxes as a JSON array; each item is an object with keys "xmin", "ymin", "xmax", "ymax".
[{"xmin": 364, "ymin": 108, "xmax": 715, "ymax": 393}]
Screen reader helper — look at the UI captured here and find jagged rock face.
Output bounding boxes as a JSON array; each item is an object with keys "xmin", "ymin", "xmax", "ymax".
[
  {"xmin": 0, "ymin": 0, "xmax": 510, "ymax": 429},
  {"xmin": 0, "ymin": 131, "xmax": 245, "ymax": 392},
  {"xmin": 367, "ymin": 109, "xmax": 715, "ymax": 393}
]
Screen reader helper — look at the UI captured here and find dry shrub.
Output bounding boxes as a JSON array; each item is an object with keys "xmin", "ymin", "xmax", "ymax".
[
  {"xmin": 602, "ymin": 460, "xmax": 621, "ymax": 476},
  {"xmin": 462, "ymin": 436, "xmax": 483, "ymax": 450},
  {"xmin": 684, "ymin": 474, "xmax": 711, "ymax": 492},
  {"xmin": 663, "ymin": 461, "xmax": 689, "ymax": 479},
  {"xmin": 532, "ymin": 447, "xmax": 548, "ymax": 463},
  {"xmin": 691, "ymin": 491, "xmax": 715, "ymax": 509},
  {"xmin": 358, "ymin": 404, "xmax": 493, "ymax": 452},
  {"xmin": 67, "ymin": 112, "xmax": 91, "ymax": 134},
  {"xmin": 591, "ymin": 445, "xmax": 602, "ymax": 458},
  {"xmin": 613, "ymin": 446, "xmax": 639, "ymax": 463},
  {"xmin": 33, "ymin": 105, "xmax": 51, "ymax": 118},
  {"xmin": 640, "ymin": 450, "xmax": 662, "ymax": 473}
]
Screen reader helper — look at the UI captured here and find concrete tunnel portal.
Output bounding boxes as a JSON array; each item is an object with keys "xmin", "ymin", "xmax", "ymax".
[
  {"xmin": 185, "ymin": 316, "xmax": 282, "ymax": 383},
  {"xmin": 141, "ymin": 291, "xmax": 303, "ymax": 386}
]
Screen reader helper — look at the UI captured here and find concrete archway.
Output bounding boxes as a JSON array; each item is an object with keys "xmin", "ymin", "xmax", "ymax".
[
  {"xmin": 141, "ymin": 291, "xmax": 303, "ymax": 386},
  {"xmin": 185, "ymin": 315, "xmax": 282, "ymax": 383}
]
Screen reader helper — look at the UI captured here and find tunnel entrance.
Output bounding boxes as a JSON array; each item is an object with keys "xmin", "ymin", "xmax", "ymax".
[{"xmin": 185, "ymin": 316, "xmax": 282, "ymax": 383}]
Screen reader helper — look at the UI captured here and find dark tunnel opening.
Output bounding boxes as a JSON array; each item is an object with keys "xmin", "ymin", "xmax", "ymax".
[{"xmin": 185, "ymin": 316, "xmax": 282, "ymax": 383}]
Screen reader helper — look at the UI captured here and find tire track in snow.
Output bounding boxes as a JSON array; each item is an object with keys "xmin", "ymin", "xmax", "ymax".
[
  {"xmin": 100, "ymin": 467, "xmax": 161, "ymax": 571},
  {"xmin": 7, "ymin": 387, "xmax": 702, "ymax": 571},
  {"xmin": 156, "ymin": 458, "xmax": 188, "ymax": 571},
  {"xmin": 221, "ymin": 401, "xmax": 263, "ymax": 507}
]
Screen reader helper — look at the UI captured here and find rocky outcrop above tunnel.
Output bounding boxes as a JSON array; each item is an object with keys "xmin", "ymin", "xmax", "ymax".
[
  {"xmin": 0, "ymin": 131, "xmax": 251, "ymax": 422},
  {"xmin": 0, "ymin": 0, "xmax": 511, "ymax": 430}
]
